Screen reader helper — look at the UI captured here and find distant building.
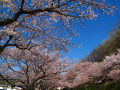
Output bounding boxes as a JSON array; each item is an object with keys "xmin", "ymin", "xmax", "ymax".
[
  {"xmin": 57, "ymin": 87, "xmax": 65, "ymax": 90},
  {"xmin": 0, "ymin": 85, "xmax": 21, "ymax": 90}
]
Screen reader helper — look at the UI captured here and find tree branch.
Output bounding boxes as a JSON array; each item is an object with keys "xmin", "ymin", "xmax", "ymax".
[{"xmin": 0, "ymin": 0, "xmax": 73, "ymax": 26}]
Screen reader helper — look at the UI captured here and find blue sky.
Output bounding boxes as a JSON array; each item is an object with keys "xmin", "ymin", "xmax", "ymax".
[{"xmin": 66, "ymin": 9, "xmax": 120, "ymax": 61}]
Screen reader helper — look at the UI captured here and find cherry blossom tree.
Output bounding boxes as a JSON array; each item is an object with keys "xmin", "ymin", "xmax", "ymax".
[
  {"xmin": 0, "ymin": 0, "xmax": 116, "ymax": 89},
  {"xmin": 1, "ymin": 47, "xmax": 71, "ymax": 90},
  {"xmin": 62, "ymin": 49, "xmax": 120, "ymax": 89},
  {"xmin": 0, "ymin": 0, "xmax": 115, "ymax": 54}
]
